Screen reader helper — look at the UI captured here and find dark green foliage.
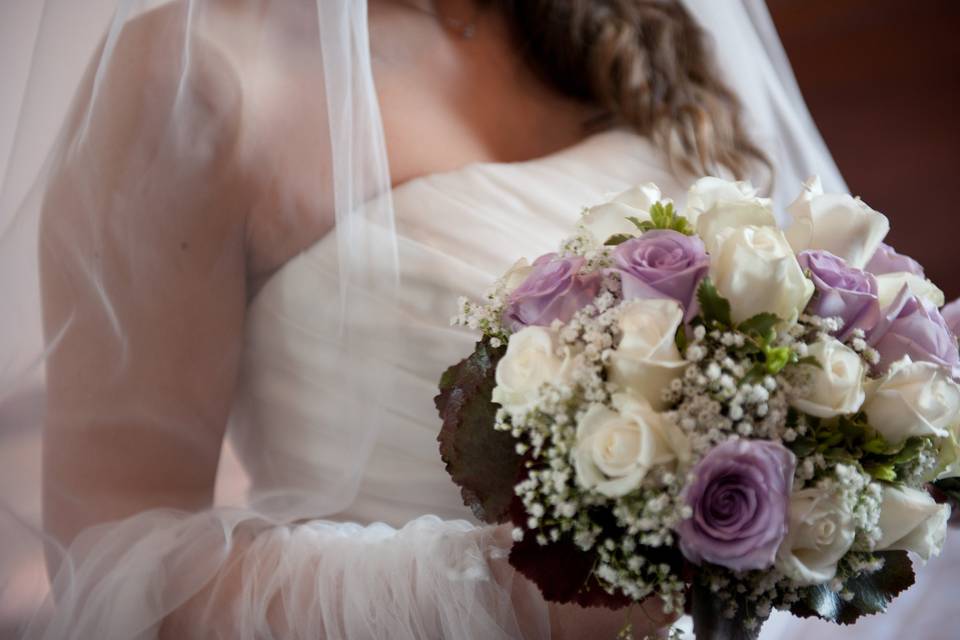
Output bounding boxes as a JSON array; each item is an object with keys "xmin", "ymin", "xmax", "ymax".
[
  {"xmin": 737, "ymin": 313, "xmax": 779, "ymax": 342},
  {"xmin": 508, "ymin": 533, "xmax": 633, "ymax": 609},
  {"xmin": 697, "ymin": 279, "xmax": 733, "ymax": 329},
  {"xmin": 605, "ymin": 233, "xmax": 634, "ymax": 246},
  {"xmin": 790, "ymin": 551, "xmax": 914, "ymax": 625},
  {"xmin": 436, "ymin": 340, "xmax": 521, "ymax": 524}
]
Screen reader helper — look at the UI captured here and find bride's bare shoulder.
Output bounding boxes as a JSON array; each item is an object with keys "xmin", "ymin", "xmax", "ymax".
[{"xmin": 55, "ymin": 1, "xmax": 244, "ymax": 189}]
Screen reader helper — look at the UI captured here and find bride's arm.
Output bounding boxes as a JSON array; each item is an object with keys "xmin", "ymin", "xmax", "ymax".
[{"xmin": 39, "ymin": 7, "xmax": 248, "ymax": 559}]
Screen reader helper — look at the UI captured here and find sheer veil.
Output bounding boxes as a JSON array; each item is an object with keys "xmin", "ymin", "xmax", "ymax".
[{"xmin": 0, "ymin": 0, "xmax": 844, "ymax": 637}]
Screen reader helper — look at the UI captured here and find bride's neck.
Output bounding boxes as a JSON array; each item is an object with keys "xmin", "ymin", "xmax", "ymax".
[{"xmin": 371, "ymin": 0, "xmax": 606, "ymax": 165}]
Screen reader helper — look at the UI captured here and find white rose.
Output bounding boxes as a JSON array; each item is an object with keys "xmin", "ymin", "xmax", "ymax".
[
  {"xmin": 684, "ymin": 177, "xmax": 777, "ymax": 254},
  {"xmin": 500, "ymin": 258, "xmax": 533, "ymax": 294},
  {"xmin": 863, "ymin": 356, "xmax": 960, "ymax": 443},
  {"xmin": 875, "ymin": 485, "xmax": 949, "ymax": 560},
  {"xmin": 789, "ymin": 338, "xmax": 866, "ymax": 418},
  {"xmin": 710, "ymin": 225, "xmax": 815, "ymax": 324},
  {"xmin": 492, "ymin": 327, "xmax": 573, "ymax": 416},
  {"xmin": 579, "ymin": 183, "xmax": 662, "ymax": 246},
  {"xmin": 574, "ymin": 394, "xmax": 690, "ymax": 497},
  {"xmin": 876, "ymin": 272, "xmax": 946, "ymax": 309},
  {"xmin": 683, "ymin": 176, "xmax": 772, "ymax": 224},
  {"xmin": 608, "ymin": 298, "xmax": 687, "ymax": 410},
  {"xmin": 776, "ymin": 487, "xmax": 856, "ymax": 585},
  {"xmin": 786, "ymin": 176, "xmax": 890, "ymax": 269},
  {"xmin": 935, "ymin": 429, "xmax": 960, "ymax": 480}
]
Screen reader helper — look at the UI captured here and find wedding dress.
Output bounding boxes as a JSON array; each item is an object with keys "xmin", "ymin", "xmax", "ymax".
[{"xmin": 5, "ymin": 1, "xmax": 953, "ymax": 639}]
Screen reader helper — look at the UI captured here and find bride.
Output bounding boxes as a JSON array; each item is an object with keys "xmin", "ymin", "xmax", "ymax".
[{"xmin": 1, "ymin": 0, "xmax": 925, "ymax": 638}]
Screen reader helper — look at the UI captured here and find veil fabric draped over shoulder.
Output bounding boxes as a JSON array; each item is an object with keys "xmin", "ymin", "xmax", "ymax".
[{"xmin": 0, "ymin": 1, "xmax": 844, "ymax": 637}]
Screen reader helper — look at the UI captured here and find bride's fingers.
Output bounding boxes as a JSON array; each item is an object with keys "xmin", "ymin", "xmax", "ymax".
[{"xmin": 629, "ymin": 596, "xmax": 681, "ymax": 637}]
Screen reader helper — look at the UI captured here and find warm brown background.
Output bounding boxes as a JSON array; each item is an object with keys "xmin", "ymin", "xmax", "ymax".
[{"xmin": 767, "ymin": 0, "xmax": 960, "ymax": 300}]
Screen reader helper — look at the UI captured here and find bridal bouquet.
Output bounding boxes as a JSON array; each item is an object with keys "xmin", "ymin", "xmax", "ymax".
[{"xmin": 436, "ymin": 177, "xmax": 960, "ymax": 638}]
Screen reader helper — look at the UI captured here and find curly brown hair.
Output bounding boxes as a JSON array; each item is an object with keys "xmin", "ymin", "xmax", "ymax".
[{"xmin": 492, "ymin": 0, "xmax": 771, "ymax": 181}]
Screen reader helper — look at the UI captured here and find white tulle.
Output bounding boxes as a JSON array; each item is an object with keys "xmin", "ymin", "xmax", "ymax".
[{"xmin": 25, "ymin": 513, "xmax": 544, "ymax": 640}]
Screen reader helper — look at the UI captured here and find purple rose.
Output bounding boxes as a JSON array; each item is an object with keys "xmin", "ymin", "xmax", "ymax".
[
  {"xmin": 943, "ymin": 298, "xmax": 960, "ymax": 338},
  {"xmin": 868, "ymin": 286, "xmax": 960, "ymax": 377},
  {"xmin": 797, "ymin": 250, "xmax": 880, "ymax": 340},
  {"xmin": 866, "ymin": 242, "xmax": 924, "ymax": 277},
  {"xmin": 612, "ymin": 230, "xmax": 709, "ymax": 321},
  {"xmin": 502, "ymin": 253, "xmax": 601, "ymax": 332},
  {"xmin": 676, "ymin": 439, "xmax": 795, "ymax": 572}
]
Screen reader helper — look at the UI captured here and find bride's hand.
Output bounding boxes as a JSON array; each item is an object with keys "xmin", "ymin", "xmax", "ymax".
[{"xmin": 488, "ymin": 524, "xmax": 679, "ymax": 640}]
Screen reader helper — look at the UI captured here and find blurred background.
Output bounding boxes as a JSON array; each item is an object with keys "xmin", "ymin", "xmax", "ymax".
[
  {"xmin": 0, "ymin": 1, "xmax": 958, "ymax": 637},
  {"xmin": 767, "ymin": 0, "xmax": 960, "ymax": 299}
]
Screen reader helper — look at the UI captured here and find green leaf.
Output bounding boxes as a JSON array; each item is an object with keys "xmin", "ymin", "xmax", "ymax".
[
  {"xmin": 650, "ymin": 202, "xmax": 672, "ymax": 228},
  {"xmin": 737, "ymin": 313, "xmax": 779, "ymax": 341},
  {"xmin": 864, "ymin": 462, "xmax": 897, "ymax": 482},
  {"xmin": 821, "ymin": 432, "xmax": 845, "ymax": 448},
  {"xmin": 697, "ymin": 279, "xmax": 733, "ymax": 328},
  {"xmin": 435, "ymin": 340, "xmax": 521, "ymax": 524},
  {"xmin": 764, "ymin": 346, "xmax": 793, "ymax": 374},
  {"xmin": 790, "ymin": 551, "xmax": 914, "ymax": 625},
  {"xmin": 673, "ymin": 217, "xmax": 696, "ymax": 235},
  {"xmin": 838, "ymin": 419, "xmax": 864, "ymax": 441},
  {"xmin": 863, "ymin": 438, "xmax": 890, "ymax": 454},
  {"xmin": 740, "ymin": 362, "xmax": 768, "ymax": 384},
  {"xmin": 509, "ymin": 529, "xmax": 630, "ymax": 610},
  {"xmin": 789, "ymin": 438, "xmax": 818, "ymax": 458},
  {"xmin": 629, "ymin": 202, "xmax": 696, "ymax": 235},
  {"xmin": 675, "ymin": 324, "xmax": 689, "ymax": 354},
  {"xmin": 690, "ymin": 575, "xmax": 764, "ymax": 640},
  {"xmin": 890, "ymin": 437, "xmax": 927, "ymax": 465},
  {"xmin": 638, "ymin": 221, "xmax": 657, "ymax": 233},
  {"xmin": 824, "ymin": 447, "xmax": 857, "ymax": 462},
  {"xmin": 604, "ymin": 233, "xmax": 634, "ymax": 246}
]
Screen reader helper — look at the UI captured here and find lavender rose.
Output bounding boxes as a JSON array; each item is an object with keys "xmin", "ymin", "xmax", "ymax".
[
  {"xmin": 502, "ymin": 253, "xmax": 601, "ymax": 332},
  {"xmin": 797, "ymin": 250, "xmax": 881, "ymax": 340},
  {"xmin": 942, "ymin": 298, "xmax": 960, "ymax": 338},
  {"xmin": 866, "ymin": 242, "xmax": 924, "ymax": 277},
  {"xmin": 612, "ymin": 230, "xmax": 709, "ymax": 321},
  {"xmin": 676, "ymin": 439, "xmax": 795, "ymax": 572},
  {"xmin": 868, "ymin": 286, "xmax": 960, "ymax": 378}
]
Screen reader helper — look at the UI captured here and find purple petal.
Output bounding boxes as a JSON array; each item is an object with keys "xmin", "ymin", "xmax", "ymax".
[{"xmin": 866, "ymin": 242, "xmax": 925, "ymax": 277}]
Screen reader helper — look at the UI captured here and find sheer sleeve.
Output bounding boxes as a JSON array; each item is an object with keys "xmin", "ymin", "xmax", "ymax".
[{"xmin": 29, "ymin": 512, "xmax": 547, "ymax": 639}]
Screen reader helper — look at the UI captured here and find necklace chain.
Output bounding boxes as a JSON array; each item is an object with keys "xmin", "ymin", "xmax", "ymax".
[{"xmin": 396, "ymin": 0, "xmax": 480, "ymax": 39}]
